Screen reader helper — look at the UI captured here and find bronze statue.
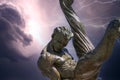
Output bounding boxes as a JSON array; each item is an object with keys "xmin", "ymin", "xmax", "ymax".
[{"xmin": 38, "ymin": 0, "xmax": 120, "ymax": 80}]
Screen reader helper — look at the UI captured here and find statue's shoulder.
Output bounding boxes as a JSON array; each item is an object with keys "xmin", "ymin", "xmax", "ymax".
[{"xmin": 40, "ymin": 46, "xmax": 51, "ymax": 60}]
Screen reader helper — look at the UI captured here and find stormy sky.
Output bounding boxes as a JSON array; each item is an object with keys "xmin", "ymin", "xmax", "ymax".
[{"xmin": 0, "ymin": 0, "xmax": 120, "ymax": 80}]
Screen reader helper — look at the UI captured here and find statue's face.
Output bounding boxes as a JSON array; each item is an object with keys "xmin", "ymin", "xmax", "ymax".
[{"xmin": 51, "ymin": 34, "xmax": 69, "ymax": 52}]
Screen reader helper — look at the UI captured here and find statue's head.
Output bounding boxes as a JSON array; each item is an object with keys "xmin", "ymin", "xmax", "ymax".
[{"xmin": 51, "ymin": 26, "xmax": 73, "ymax": 52}]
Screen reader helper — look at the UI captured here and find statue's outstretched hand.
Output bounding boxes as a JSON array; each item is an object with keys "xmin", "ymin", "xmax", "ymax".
[{"xmin": 60, "ymin": 0, "xmax": 74, "ymax": 7}]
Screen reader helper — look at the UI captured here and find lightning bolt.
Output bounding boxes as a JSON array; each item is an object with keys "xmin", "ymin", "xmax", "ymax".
[
  {"xmin": 75, "ymin": 0, "xmax": 96, "ymax": 11},
  {"xmin": 75, "ymin": 0, "xmax": 119, "ymax": 11},
  {"xmin": 95, "ymin": 0, "xmax": 118, "ymax": 4},
  {"xmin": 74, "ymin": 0, "xmax": 120, "ymax": 29}
]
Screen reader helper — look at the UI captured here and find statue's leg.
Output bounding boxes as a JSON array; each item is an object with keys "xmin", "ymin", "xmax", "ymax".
[
  {"xmin": 73, "ymin": 57, "xmax": 101, "ymax": 80},
  {"xmin": 59, "ymin": 0, "xmax": 95, "ymax": 58},
  {"xmin": 72, "ymin": 19, "xmax": 120, "ymax": 80}
]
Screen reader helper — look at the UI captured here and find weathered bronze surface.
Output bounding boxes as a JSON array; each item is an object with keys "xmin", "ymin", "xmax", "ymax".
[{"xmin": 38, "ymin": 0, "xmax": 120, "ymax": 80}]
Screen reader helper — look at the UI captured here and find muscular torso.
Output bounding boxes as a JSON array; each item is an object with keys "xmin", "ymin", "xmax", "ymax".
[
  {"xmin": 48, "ymin": 47, "xmax": 77, "ymax": 79},
  {"xmin": 39, "ymin": 45, "xmax": 102, "ymax": 80}
]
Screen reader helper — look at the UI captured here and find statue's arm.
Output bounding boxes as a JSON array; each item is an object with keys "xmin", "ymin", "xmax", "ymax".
[
  {"xmin": 59, "ymin": 0, "xmax": 85, "ymax": 34},
  {"xmin": 59, "ymin": 0, "xmax": 95, "ymax": 58},
  {"xmin": 37, "ymin": 49, "xmax": 61, "ymax": 80}
]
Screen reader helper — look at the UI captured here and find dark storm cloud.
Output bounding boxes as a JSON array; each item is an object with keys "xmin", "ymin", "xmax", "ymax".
[
  {"xmin": 0, "ymin": 4, "xmax": 24, "ymax": 26},
  {"xmin": 0, "ymin": 4, "xmax": 33, "ymax": 61},
  {"xmin": 0, "ymin": 4, "xmax": 32, "ymax": 46},
  {"xmin": 0, "ymin": 59, "xmax": 47, "ymax": 80},
  {"xmin": 0, "ymin": 3, "xmax": 46, "ymax": 80}
]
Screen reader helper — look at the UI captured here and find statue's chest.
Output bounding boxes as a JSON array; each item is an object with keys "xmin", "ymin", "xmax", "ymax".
[
  {"xmin": 54, "ymin": 52, "xmax": 77, "ymax": 78},
  {"xmin": 55, "ymin": 51, "xmax": 72, "ymax": 61}
]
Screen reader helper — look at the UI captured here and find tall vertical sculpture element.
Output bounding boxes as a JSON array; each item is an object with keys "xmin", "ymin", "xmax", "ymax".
[
  {"xmin": 37, "ymin": 0, "xmax": 120, "ymax": 80},
  {"xmin": 59, "ymin": 0, "xmax": 95, "ymax": 58}
]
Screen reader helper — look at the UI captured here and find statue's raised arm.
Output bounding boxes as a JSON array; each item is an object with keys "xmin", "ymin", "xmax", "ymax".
[{"xmin": 59, "ymin": 0, "xmax": 95, "ymax": 58}]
